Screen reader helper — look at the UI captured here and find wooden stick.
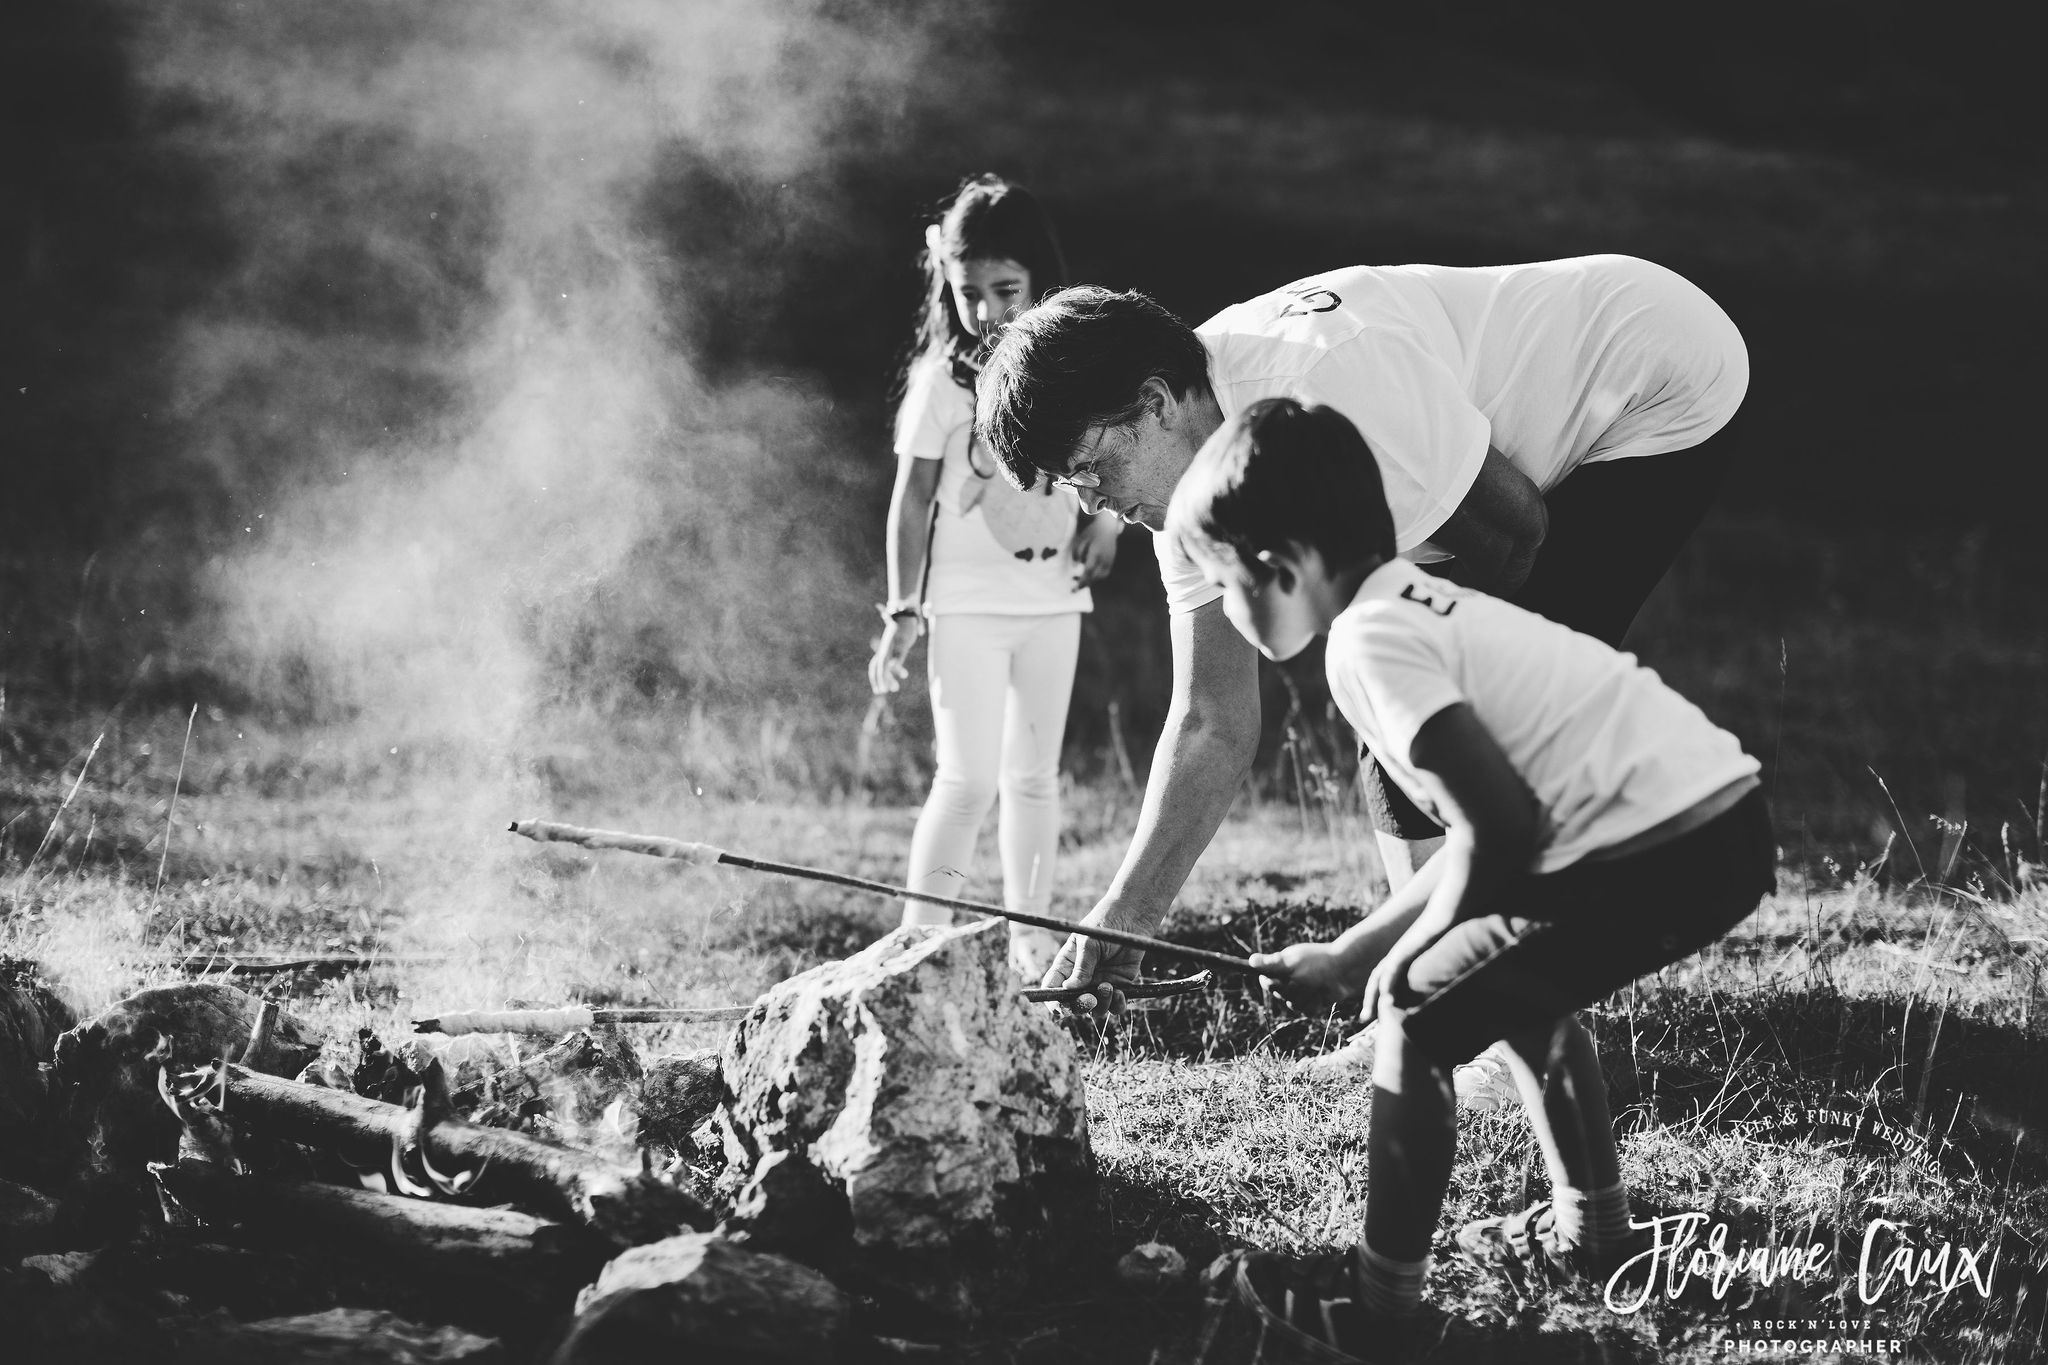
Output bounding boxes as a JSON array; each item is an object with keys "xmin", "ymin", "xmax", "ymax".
[
  {"xmin": 413, "ymin": 974, "xmax": 1213, "ymax": 1036},
  {"xmin": 509, "ymin": 818, "xmax": 1271, "ymax": 979},
  {"xmin": 152, "ymin": 1159, "xmax": 601, "ymax": 1299},
  {"xmin": 415, "ymin": 1005, "xmax": 751, "ymax": 1036},
  {"xmin": 191, "ymin": 1061, "xmax": 712, "ymax": 1248},
  {"xmin": 143, "ymin": 954, "xmax": 448, "ymax": 975}
]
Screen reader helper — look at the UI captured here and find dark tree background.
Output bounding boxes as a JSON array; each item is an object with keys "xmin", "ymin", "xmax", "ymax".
[{"xmin": 4, "ymin": 0, "xmax": 2042, "ymax": 855}]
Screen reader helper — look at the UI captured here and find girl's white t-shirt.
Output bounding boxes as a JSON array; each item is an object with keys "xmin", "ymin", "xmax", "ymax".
[
  {"xmin": 1326, "ymin": 558, "xmax": 1760, "ymax": 874},
  {"xmin": 1159, "ymin": 254, "xmax": 1749, "ymax": 614},
  {"xmin": 895, "ymin": 354, "xmax": 1092, "ymax": 617}
]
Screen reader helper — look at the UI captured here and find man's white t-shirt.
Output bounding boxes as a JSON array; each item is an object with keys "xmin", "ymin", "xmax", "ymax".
[
  {"xmin": 1326, "ymin": 558, "xmax": 1760, "ymax": 874},
  {"xmin": 1159, "ymin": 255, "xmax": 1749, "ymax": 614},
  {"xmin": 896, "ymin": 354, "xmax": 1092, "ymax": 617}
]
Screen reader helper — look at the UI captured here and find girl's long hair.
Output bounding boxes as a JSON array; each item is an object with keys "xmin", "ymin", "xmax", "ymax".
[{"xmin": 901, "ymin": 175, "xmax": 1069, "ymax": 395}]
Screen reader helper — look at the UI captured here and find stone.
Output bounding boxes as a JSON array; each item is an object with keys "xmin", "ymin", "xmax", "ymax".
[
  {"xmin": 49, "ymin": 983, "xmax": 321, "ymax": 1182},
  {"xmin": 717, "ymin": 919, "xmax": 1094, "ymax": 1320},
  {"xmin": 722, "ymin": 1149, "xmax": 851, "ymax": 1268},
  {"xmin": 0, "ymin": 958, "xmax": 76, "ymax": 1177},
  {"xmin": 552, "ymin": 1231, "xmax": 848, "ymax": 1365},
  {"xmin": 637, "ymin": 1049, "xmax": 722, "ymax": 1152},
  {"xmin": 177, "ymin": 1306, "xmax": 503, "ymax": 1363}
]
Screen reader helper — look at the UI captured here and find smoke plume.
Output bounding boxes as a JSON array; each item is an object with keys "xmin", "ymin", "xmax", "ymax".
[{"xmin": 126, "ymin": 0, "xmax": 948, "ymax": 760}]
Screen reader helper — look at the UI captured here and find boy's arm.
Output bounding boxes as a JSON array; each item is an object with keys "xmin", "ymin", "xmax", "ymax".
[
  {"xmin": 1359, "ymin": 702, "xmax": 1540, "ymax": 1014},
  {"xmin": 1046, "ymin": 599, "xmax": 1263, "ymax": 1006},
  {"xmin": 1257, "ymin": 703, "xmax": 1539, "ymax": 1010}
]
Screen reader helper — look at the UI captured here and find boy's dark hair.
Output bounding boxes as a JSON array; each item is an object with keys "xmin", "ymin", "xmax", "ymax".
[
  {"xmin": 1166, "ymin": 398, "xmax": 1397, "ymax": 581},
  {"xmin": 905, "ymin": 175, "xmax": 1068, "ymax": 394},
  {"xmin": 975, "ymin": 286, "xmax": 1211, "ymax": 490}
]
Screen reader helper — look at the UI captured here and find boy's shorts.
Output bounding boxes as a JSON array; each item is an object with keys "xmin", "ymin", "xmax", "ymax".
[{"xmin": 1393, "ymin": 789, "xmax": 1774, "ymax": 1069}]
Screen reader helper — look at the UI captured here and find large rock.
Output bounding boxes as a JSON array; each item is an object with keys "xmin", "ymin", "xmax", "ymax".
[
  {"xmin": 717, "ymin": 919, "xmax": 1093, "ymax": 1320},
  {"xmin": 552, "ymin": 1232, "xmax": 848, "ymax": 1365}
]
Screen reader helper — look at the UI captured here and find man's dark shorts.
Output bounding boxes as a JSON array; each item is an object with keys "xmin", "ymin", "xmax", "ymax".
[
  {"xmin": 1363, "ymin": 431, "xmax": 1739, "ymax": 841},
  {"xmin": 1393, "ymin": 788, "xmax": 1774, "ymax": 1070}
]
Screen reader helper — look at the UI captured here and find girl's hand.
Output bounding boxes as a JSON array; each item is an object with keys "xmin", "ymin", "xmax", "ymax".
[
  {"xmin": 1071, "ymin": 514, "xmax": 1121, "ymax": 588},
  {"xmin": 867, "ymin": 617, "xmax": 922, "ymax": 695},
  {"xmin": 1248, "ymin": 942, "xmax": 1356, "ymax": 1013}
]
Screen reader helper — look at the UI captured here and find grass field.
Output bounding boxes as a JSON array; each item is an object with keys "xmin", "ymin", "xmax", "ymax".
[{"xmin": 5, "ymin": 702, "xmax": 2046, "ymax": 1362}]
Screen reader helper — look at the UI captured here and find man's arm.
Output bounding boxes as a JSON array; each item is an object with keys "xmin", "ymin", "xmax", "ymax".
[
  {"xmin": 1425, "ymin": 447, "xmax": 1548, "ymax": 595},
  {"xmin": 1047, "ymin": 599, "xmax": 1262, "ymax": 1000}
]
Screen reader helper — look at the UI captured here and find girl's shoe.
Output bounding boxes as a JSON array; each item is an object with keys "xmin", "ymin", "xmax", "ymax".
[{"xmin": 1007, "ymin": 926, "xmax": 1065, "ymax": 983}]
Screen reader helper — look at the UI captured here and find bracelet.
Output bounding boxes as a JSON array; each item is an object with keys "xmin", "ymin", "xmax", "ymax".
[{"xmin": 877, "ymin": 601, "xmax": 922, "ymax": 624}]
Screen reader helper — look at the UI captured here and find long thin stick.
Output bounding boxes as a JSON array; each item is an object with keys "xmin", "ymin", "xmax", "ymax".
[
  {"xmin": 508, "ymin": 819, "xmax": 1272, "ymax": 979},
  {"xmin": 415, "ymin": 973, "xmax": 1215, "ymax": 1036},
  {"xmin": 155, "ymin": 703, "xmax": 199, "ymax": 896}
]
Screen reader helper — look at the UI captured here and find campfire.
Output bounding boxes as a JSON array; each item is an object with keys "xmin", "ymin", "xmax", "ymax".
[{"xmin": 0, "ymin": 901, "xmax": 1143, "ymax": 1361}]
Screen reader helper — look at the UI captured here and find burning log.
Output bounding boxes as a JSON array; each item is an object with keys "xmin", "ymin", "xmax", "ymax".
[
  {"xmin": 153, "ymin": 1160, "xmax": 602, "ymax": 1302},
  {"xmin": 47, "ymin": 983, "xmax": 321, "ymax": 1190},
  {"xmin": 637, "ymin": 1051, "xmax": 722, "ymax": 1153},
  {"xmin": 191, "ymin": 1061, "xmax": 714, "ymax": 1248},
  {"xmin": 176, "ymin": 1307, "xmax": 503, "ymax": 1365}
]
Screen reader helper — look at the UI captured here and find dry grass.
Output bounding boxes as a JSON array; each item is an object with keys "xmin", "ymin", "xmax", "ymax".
[{"xmin": 4, "ymin": 704, "xmax": 2047, "ymax": 1363}]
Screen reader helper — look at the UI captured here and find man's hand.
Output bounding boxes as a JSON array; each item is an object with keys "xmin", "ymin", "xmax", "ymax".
[
  {"xmin": 1247, "ymin": 942, "xmax": 1357, "ymax": 1013},
  {"xmin": 1042, "ymin": 912, "xmax": 1145, "ymax": 1018}
]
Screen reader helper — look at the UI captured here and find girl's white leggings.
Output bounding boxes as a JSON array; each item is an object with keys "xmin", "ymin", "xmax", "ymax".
[{"xmin": 903, "ymin": 611, "xmax": 1081, "ymax": 927}]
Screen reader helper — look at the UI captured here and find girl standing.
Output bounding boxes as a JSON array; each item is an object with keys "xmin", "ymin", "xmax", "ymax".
[{"xmin": 869, "ymin": 175, "xmax": 1120, "ymax": 978}]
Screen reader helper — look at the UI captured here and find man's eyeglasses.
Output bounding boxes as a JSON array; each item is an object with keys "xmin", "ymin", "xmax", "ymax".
[{"xmin": 1048, "ymin": 459, "xmax": 1102, "ymax": 492}]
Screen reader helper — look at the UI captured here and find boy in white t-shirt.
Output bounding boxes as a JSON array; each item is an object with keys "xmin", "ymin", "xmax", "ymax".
[{"xmin": 1165, "ymin": 398, "xmax": 1774, "ymax": 1354}]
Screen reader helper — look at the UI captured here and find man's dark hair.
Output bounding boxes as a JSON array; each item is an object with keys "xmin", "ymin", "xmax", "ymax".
[
  {"xmin": 974, "ymin": 286, "xmax": 1211, "ymax": 490},
  {"xmin": 1166, "ymin": 398, "xmax": 1397, "ymax": 581}
]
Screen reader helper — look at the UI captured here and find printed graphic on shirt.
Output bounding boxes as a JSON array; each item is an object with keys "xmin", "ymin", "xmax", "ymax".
[{"xmin": 953, "ymin": 429, "xmax": 1073, "ymax": 562}]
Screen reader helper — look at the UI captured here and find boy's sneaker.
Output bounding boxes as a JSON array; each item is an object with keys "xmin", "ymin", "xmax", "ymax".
[
  {"xmin": 1295, "ymin": 1028, "xmax": 1522, "ymax": 1113},
  {"xmin": 1455, "ymin": 1200, "xmax": 1652, "ymax": 1298},
  {"xmin": 1293, "ymin": 1024, "xmax": 1379, "ymax": 1081}
]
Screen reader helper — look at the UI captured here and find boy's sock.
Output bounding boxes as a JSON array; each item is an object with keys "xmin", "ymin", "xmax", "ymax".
[
  {"xmin": 1354, "ymin": 1240, "xmax": 1428, "ymax": 1317},
  {"xmin": 1551, "ymin": 1181, "xmax": 1632, "ymax": 1255}
]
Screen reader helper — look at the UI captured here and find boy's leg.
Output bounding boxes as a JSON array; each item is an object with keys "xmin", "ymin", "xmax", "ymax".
[
  {"xmin": 1494, "ymin": 1014, "xmax": 1621, "ymax": 1196},
  {"xmin": 1358, "ymin": 1001, "xmax": 1457, "ymax": 1315},
  {"xmin": 1491, "ymin": 1014, "xmax": 1635, "ymax": 1262},
  {"xmin": 902, "ymin": 615, "xmax": 1007, "ymax": 927},
  {"xmin": 996, "ymin": 613, "xmax": 1081, "ymax": 975}
]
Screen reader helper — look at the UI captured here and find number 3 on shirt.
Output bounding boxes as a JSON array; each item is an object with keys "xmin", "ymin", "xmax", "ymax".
[{"xmin": 1400, "ymin": 583, "xmax": 1457, "ymax": 617}]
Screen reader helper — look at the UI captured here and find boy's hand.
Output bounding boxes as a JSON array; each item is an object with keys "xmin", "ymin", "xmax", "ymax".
[
  {"xmin": 1359, "ymin": 906, "xmax": 1457, "ymax": 1021},
  {"xmin": 1248, "ymin": 943, "xmax": 1355, "ymax": 1013},
  {"xmin": 1042, "ymin": 915, "xmax": 1144, "ymax": 1018}
]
